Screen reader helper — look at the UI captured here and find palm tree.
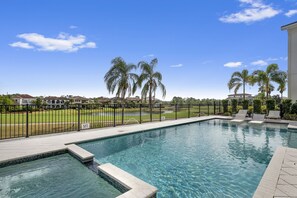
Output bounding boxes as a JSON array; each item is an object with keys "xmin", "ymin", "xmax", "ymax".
[
  {"xmin": 228, "ymin": 69, "xmax": 252, "ymax": 100},
  {"xmin": 252, "ymin": 64, "xmax": 283, "ymax": 99},
  {"xmin": 273, "ymin": 72, "xmax": 287, "ymax": 99},
  {"xmin": 138, "ymin": 58, "xmax": 166, "ymax": 121},
  {"xmin": 104, "ymin": 57, "xmax": 138, "ymax": 103}
]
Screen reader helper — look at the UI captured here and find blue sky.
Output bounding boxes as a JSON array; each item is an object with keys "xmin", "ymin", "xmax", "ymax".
[{"xmin": 0, "ymin": 0, "xmax": 296, "ymax": 100}]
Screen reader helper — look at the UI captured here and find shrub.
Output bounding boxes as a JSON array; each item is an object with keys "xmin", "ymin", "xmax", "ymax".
[
  {"xmin": 222, "ymin": 100, "xmax": 228, "ymax": 113},
  {"xmin": 228, "ymin": 106, "xmax": 232, "ymax": 113},
  {"xmin": 266, "ymin": 99, "xmax": 276, "ymax": 112},
  {"xmin": 242, "ymin": 100, "xmax": 249, "ymax": 110},
  {"xmin": 253, "ymin": 99, "xmax": 261, "ymax": 114},
  {"xmin": 248, "ymin": 106, "xmax": 253, "ymax": 117},
  {"xmin": 291, "ymin": 101, "xmax": 297, "ymax": 114},
  {"xmin": 231, "ymin": 99, "xmax": 237, "ymax": 113},
  {"xmin": 282, "ymin": 99, "xmax": 292, "ymax": 114},
  {"xmin": 272, "ymin": 95, "xmax": 281, "ymax": 105},
  {"xmin": 237, "ymin": 106, "xmax": 243, "ymax": 111},
  {"xmin": 237, "ymin": 99, "xmax": 242, "ymax": 106},
  {"xmin": 283, "ymin": 113, "xmax": 297, "ymax": 121},
  {"xmin": 223, "ymin": 112, "xmax": 231, "ymax": 116},
  {"xmin": 261, "ymin": 105, "xmax": 267, "ymax": 114},
  {"xmin": 248, "ymin": 106, "xmax": 253, "ymax": 113}
]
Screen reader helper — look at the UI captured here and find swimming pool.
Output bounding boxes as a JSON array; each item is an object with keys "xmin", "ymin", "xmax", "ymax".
[
  {"xmin": 80, "ymin": 119, "xmax": 297, "ymax": 197},
  {"xmin": 0, "ymin": 154, "xmax": 121, "ymax": 198}
]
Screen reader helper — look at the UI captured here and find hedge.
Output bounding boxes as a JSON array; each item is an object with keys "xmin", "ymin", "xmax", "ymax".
[
  {"xmin": 231, "ymin": 99, "xmax": 237, "ymax": 113},
  {"xmin": 266, "ymin": 99, "xmax": 276, "ymax": 112},
  {"xmin": 253, "ymin": 99, "xmax": 261, "ymax": 114},
  {"xmin": 222, "ymin": 100, "xmax": 228, "ymax": 113},
  {"xmin": 291, "ymin": 101, "xmax": 297, "ymax": 114},
  {"xmin": 242, "ymin": 100, "xmax": 249, "ymax": 110}
]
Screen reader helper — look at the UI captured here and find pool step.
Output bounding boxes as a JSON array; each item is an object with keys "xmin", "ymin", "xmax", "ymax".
[
  {"xmin": 98, "ymin": 163, "xmax": 158, "ymax": 198},
  {"xmin": 288, "ymin": 124, "xmax": 297, "ymax": 130},
  {"xmin": 67, "ymin": 144, "xmax": 94, "ymax": 163}
]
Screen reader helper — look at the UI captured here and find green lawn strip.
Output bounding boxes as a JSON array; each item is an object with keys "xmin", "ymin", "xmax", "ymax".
[{"xmin": 0, "ymin": 106, "xmax": 221, "ymax": 124}]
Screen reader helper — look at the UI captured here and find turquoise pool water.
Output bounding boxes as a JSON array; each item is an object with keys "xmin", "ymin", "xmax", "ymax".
[
  {"xmin": 0, "ymin": 154, "xmax": 121, "ymax": 198},
  {"xmin": 80, "ymin": 119, "xmax": 297, "ymax": 197}
]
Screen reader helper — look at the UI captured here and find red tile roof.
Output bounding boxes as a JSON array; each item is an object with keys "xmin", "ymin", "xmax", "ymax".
[{"xmin": 13, "ymin": 94, "xmax": 35, "ymax": 99}]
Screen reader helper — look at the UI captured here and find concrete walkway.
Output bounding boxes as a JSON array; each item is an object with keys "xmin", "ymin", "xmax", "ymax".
[{"xmin": 254, "ymin": 147, "xmax": 297, "ymax": 198}]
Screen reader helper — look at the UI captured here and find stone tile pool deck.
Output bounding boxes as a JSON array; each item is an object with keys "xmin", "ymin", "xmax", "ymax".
[{"xmin": 1, "ymin": 115, "xmax": 297, "ymax": 198}]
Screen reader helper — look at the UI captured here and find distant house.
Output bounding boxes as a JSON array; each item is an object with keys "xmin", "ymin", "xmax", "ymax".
[
  {"xmin": 44, "ymin": 96, "xmax": 68, "ymax": 108},
  {"xmin": 126, "ymin": 96, "xmax": 141, "ymax": 103},
  {"xmin": 96, "ymin": 97, "xmax": 111, "ymax": 104},
  {"xmin": 282, "ymin": 21, "xmax": 297, "ymax": 101},
  {"xmin": 70, "ymin": 96, "xmax": 89, "ymax": 104},
  {"xmin": 227, "ymin": 93, "xmax": 253, "ymax": 100},
  {"xmin": 110, "ymin": 97, "xmax": 121, "ymax": 104},
  {"xmin": 12, "ymin": 94, "xmax": 35, "ymax": 105}
]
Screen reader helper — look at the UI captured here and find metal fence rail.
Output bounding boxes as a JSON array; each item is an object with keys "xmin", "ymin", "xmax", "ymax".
[{"xmin": 0, "ymin": 102, "xmax": 222, "ymax": 140}]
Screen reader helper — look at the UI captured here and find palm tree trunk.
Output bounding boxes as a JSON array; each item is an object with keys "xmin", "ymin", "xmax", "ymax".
[
  {"xmin": 149, "ymin": 83, "xmax": 152, "ymax": 122},
  {"xmin": 243, "ymin": 82, "xmax": 246, "ymax": 101},
  {"xmin": 121, "ymin": 91, "xmax": 126, "ymax": 125},
  {"xmin": 266, "ymin": 83, "xmax": 269, "ymax": 99}
]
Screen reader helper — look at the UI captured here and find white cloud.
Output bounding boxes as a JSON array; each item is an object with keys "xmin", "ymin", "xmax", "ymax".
[
  {"xmin": 224, "ymin": 62, "xmax": 242, "ymax": 68},
  {"xmin": 266, "ymin": 57, "xmax": 278, "ymax": 61},
  {"xmin": 69, "ymin": 25, "xmax": 78, "ymax": 29},
  {"xmin": 251, "ymin": 59, "xmax": 268, "ymax": 66},
  {"xmin": 219, "ymin": 0, "xmax": 280, "ymax": 24},
  {"xmin": 9, "ymin": 42, "xmax": 34, "ymax": 49},
  {"xmin": 143, "ymin": 54, "xmax": 155, "ymax": 58},
  {"xmin": 10, "ymin": 32, "xmax": 96, "ymax": 52},
  {"xmin": 285, "ymin": 10, "xmax": 297, "ymax": 17},
  {"xmin": 170, "ymin": 64, "xmax": 183, "ymax": 68}
]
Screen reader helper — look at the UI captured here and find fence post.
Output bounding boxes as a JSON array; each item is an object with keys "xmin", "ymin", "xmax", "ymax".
[
  {"xmin": 77, "ymin": 104, "xmax": 81, "ymax": 131},
  {"xmin": 175, "ymin": 104, "xmax": 178, "ymax": 120},
  {"xmin": 219, "ymin": 100, "xmax": 221, "ymax": 114},
  {"xmin": 159, "ymin": 104, "xmax": 162, "ymax": 121},
  {"xmin": 121, "ymin": 104, "xmax": 124, "ymax": 125},
  {"xmin": 150, "ymin": 104, "xmax": 152, "ymax": 122},
  {"xmin": 188, "ymin": 104, "xmax": 190, "ymax": 118},
  {"xmin": 26, "ymin": 104, "xmax": 29, "ymax": 138},
  {"xmin": 139, "ymin": 104, "xmax": 142, "ymax": 124},
  {"xmin": 208, "ymin": 103, "xmax": 210, "ymax": 116},
  {"xmin": 214, "ymin": 101, "xmax": 216, "ymax": 115},
  {"xmin": 113, "ymin": 104, "xmax": 116, "ymax": 127}
]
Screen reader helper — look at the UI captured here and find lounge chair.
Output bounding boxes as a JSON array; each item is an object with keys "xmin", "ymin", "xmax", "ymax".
[
  {"xmin": 230, "ymin": 110, "xmax": 248, "ymax": 123},
  {"xmin": 249, "ymin": 114, "xmax": 265, "ymax": 124},
  {"xmin": 266, "ymin": 110, "xmax": 281, "ymax": 119}
]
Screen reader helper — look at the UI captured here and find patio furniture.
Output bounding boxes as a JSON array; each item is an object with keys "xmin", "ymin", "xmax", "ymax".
[
  {"xmin": 266, "ymin": 110, "xmax": 281, "ymax": 119},
  {"xmin": 249, "ymin": 114, "xmax": 265, "ymax": 124},
  {"xmin": 230, "ymin": 110, "xmax": 248, "ymax": 123}
]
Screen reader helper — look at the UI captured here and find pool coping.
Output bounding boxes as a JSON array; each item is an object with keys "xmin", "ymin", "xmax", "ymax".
[
  {"xmin": 1, "ymin": 116, "xmax": 297, "ymax": 197},
  {"xmin": 253, "ymin": 147, "xmax": 297, "ymax": 198},
  {"xmin": 253, "ymin": 147, "xmax": 286, "ymax": 198},
  {"xmin": 98, "ymin": 163, "xmax": 158, "ymax": 198}
]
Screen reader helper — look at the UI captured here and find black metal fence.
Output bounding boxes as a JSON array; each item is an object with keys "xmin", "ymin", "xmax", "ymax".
[{"xmin": 0, "ymin": 101, "xmax": 222, "ymax": 140}]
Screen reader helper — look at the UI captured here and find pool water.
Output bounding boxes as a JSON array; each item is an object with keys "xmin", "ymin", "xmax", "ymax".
[
  {"xmin": 0, "ymin": 154, "xmax": 121, "ymax": 198},
  {"xmin": 80, "ymin": 119, "xmax": 297, "ymax": 197}
]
